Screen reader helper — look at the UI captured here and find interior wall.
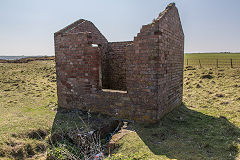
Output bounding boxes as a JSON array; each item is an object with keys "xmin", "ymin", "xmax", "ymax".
[{"xmin": 100, "ymin": 41, "xmax": 132, "ymax": 91}]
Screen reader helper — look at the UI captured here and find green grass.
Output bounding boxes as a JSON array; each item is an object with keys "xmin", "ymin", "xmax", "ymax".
[
  {"xmin": 0, "ymin": 61, "xmax": 57, "ymax": 159},
  {"xmin": 107, "ymin": 66, "xmax": 240, "ymax": 160},
  {"xmin": 184, "ymin": 53, "xmax": 240, "ymax": 68},
  {"xmin": 0, "ymin": 58, "xmax": 240, "ymax": 160},
  {"xmin": 0, "ymin": 60, "xmax": 118, "ymax": 159},
  {"xmin": 185, "ymin": 53, "xmax": 240, "ymax": 59}
]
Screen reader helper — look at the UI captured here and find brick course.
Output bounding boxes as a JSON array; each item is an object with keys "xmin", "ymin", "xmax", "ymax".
[
  {"xmin": 103, "ymin": 41, "xmax": 132, "ymax": 90},
  {"xmin": 54, "ymin": 3, "xmax": 184, "ymax": 122}
]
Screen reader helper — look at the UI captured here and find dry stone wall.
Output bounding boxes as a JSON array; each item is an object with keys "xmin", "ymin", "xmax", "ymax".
[{"xmin": 54, "ymin": 3, "xmax": 184, "ymax": 122}]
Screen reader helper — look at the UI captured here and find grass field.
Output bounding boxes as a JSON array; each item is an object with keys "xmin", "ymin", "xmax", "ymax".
[
  {"xmin": 108, "ymin": 66, "xmax": 240, "ymax": 160},
  {"xmin": 185, "ymin": 53, "xmax": 240, "ymax": 59},
  {"xmin": 0, "ymin": 61, "xmax": 57, "ymax": 159},
  {"xmin": 184, "ymin": 53, "xmax": 240, "ymax": 68},
  {"xmin": 0, "ymin": 56, "xmax": 239, "ymax": 159}
]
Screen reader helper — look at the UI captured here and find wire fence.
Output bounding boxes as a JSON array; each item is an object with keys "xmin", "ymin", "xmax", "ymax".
[{"xmin": 184, "ymin": 59, "xmax": 240, "ymax": 68}]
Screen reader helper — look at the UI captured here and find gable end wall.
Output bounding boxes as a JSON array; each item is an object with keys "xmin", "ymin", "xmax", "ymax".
[{"xmin": 54, "ymin": 3, "xmax": 184, "ymax": 123}]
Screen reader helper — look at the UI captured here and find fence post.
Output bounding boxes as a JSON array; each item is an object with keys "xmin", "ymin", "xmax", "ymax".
[
  {"xmin": 216, "ymin": 59, "xmax": 218, "ymax": 68},
  {"xmin": 187, "ymin": 59, "xmax": 188, "ymax": 66},
  {"xmin": 199, "ymin": 59, "xmax": 202, "ymax": 68},
  {"xmin": 230, "ymin": 59, "xmax": 233, "ymax": 68}
]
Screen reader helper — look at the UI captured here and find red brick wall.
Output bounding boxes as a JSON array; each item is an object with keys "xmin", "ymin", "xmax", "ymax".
[
  {"xmin": 55, "ymin": 19, "xmax": 108, "ymax": 45},
  {"xmin": 54, "ymin": 3, "xmax": 184, "ymax": 122},
  {"xmin": 55, "ymin": 32, "xmax": 101, "ymax": 109},
  {"xmin": 102, "ymin": 41, "xmax": 132, "ymax": 90},
  {"xmin": 156, "ymin": 4, "xmax": 184, "ymax": 118},
  {"xmin": 126, "ymin": 3, "xmax": 184, "ymax": 120}
]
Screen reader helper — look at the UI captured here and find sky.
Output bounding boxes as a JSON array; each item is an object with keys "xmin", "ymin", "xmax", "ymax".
[{"xmin": 0, "ymin": 0, "xmax": 240, "ymax": 56}]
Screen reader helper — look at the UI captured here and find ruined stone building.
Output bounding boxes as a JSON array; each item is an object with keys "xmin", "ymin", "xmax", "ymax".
[{"xmin": 54, "ymin": 3, "xmax": 184, "ymax": 123}]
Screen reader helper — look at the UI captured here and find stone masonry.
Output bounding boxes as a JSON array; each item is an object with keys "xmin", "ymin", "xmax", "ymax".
[{"xmin": 54, "ymin": 3, "xmax": 184, "ymax": 123}]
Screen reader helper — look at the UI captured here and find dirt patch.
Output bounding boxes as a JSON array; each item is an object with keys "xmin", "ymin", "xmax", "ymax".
[
  {"xmin": 4, "ymin": 139, "xmax": 47, "ymax": 160},
  {"xmin": 220, "ymin": 102, "xmax": 229, "ymax": 105},
  {"xmin": 233, "ymin": 84, "xmax": 240, "ymax": 88},
  {"xmin": 12, "ymin": 129, "xmax": 48, "ymax": 140},
  {"xmin": 27, "ymin": 129, "xmax": 48, "ymax": 140},
  {"xmin": 211, "ymin": 81, "xmax": 216, "ymax": 84},
  {"xmin": 208, "ymin": 71, "xmax": 213, "ymax": 74},
  {"xmin": 201, "ymin": 74, "xmax": 214, "ymax": 79},
  {"xmin": 196, "ymin": 84, "xmax": 202, "ymax": 88},
  {"xmin": 11, "ymin": 146, "xmax": 25, "ymax": 160},
  {"xmin": 0, "ymin": 148, "xmax": 6, "ymax": 157},
  {"xmin": 24, "ymin": 144, "xmax": 35, "ymax": 157},
  {"xmin": 35, "ymin": 143, "xmax": 47, "ymax": 153},
  {"xmin": 185, "ymin": 66, "xmax": 196, "ymax": 70},
  {"xmin": 215, "ymin": 94, "xmax": 224, "ymax": 98}
]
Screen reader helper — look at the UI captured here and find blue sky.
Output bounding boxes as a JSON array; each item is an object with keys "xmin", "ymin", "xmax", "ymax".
[{"xmin": 0, "ymin": 0, "xmax": 240, "ymax": 56}]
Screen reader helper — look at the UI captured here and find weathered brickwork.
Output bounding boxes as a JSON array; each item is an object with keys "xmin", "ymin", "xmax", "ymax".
[
  {"xmin": 126, "ymin": 3, "xmax": 184, "ymax": 120},
  {"xmin": 54, "ymin": 3, "xmax": 184, "ymax": 122},
  {"xmin": 103, "ymin": 41, "xmax": 132, "ymax": 90},
  {"xmin": 55, "ymin": 20, "xmax": 108, "ymax": 45}
]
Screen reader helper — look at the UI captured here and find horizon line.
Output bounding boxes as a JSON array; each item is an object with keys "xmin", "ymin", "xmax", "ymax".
[{"xmin": 1, "ymin": 52, "xmax": 240, "ymax": 57}]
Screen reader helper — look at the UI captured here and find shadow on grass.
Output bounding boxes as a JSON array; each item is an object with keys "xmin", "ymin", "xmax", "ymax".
[
  {"xmin": 49, "ymin": 109, "xmax": 120, "ymax": 157},
  {"xmin": 51, "ymin": 109, "xmax": 119, "ymax": 140},
  {"xmin": 134, "ymin": 104, "xmax": 240, "ymax": 160}
]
